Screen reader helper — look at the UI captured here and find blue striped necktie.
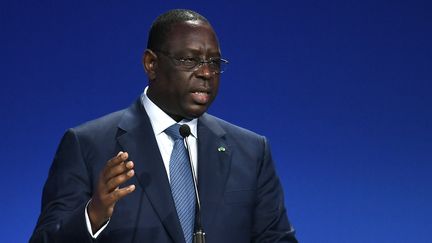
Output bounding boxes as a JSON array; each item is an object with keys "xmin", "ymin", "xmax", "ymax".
[{"xmin": 165, "ymin": 124, "xmax": 195, "ymax": 243}]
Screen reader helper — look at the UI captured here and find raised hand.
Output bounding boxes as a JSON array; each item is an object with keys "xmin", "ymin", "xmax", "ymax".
[{"xmin": 88, "ymin": 151, "xmax": 136, "ymax": 232}]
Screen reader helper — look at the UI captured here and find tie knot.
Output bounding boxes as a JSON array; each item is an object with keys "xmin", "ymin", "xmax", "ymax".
[{"xmin": 165, "ymin": 123, "xmax": 183, "ymax": 140}]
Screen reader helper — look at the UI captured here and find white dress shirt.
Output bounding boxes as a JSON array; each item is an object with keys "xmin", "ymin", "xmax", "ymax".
[
  {"xmin": 141, "ymin": 86, "xmax": 199, "ymax": 178},
  {"xmin": 85, "ymin": 87, "xmax": 199, "ymax": 238}
]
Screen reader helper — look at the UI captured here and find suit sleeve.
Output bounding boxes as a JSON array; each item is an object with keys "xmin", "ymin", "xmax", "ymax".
[
  {"xmin": 30, "ymin": 129, "xmax": 94, "ymax": 243},
  {"xmin": 251, "ymin": 137, "xmax": 298, "ymax": 243}
]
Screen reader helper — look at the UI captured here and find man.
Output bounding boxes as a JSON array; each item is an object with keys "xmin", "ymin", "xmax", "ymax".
[{"xmin": 31, "ymin": 9, "xmax": 298, "ymax": 243}]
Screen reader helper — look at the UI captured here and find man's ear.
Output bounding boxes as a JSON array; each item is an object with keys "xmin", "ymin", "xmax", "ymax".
[{"xmin": 143, "ymin": 49, "xmax": 157, "ymax": 80}]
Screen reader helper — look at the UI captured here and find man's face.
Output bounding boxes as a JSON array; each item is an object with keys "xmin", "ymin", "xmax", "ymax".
[{"xmin": 146, "ymin": 20, "xmax": 221, "ymax": 121}]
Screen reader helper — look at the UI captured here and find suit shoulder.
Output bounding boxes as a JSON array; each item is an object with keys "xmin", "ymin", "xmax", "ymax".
[
  {"xmin": 70, "ymin": 108, "xmax": 127, "ymax": 136},
  {"xmin": 203, "ymin": 113, "xmax": 265, "ymax": 141}
]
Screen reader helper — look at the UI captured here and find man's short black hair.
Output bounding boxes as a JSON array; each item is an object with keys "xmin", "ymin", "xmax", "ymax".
[{"xmin": 147, "ymin": 9, "xmax": 210, "ymax": 51}]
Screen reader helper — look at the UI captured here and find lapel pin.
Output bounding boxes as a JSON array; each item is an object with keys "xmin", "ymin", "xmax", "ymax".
[{"xmin": 217, "ymin": 146, "xmax": 226, "ymax": 152}]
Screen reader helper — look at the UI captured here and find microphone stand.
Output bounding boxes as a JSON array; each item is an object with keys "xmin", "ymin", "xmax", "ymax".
[{"xmin": 181, "ymin": 125, "xmax": 206, "ymax": 243}]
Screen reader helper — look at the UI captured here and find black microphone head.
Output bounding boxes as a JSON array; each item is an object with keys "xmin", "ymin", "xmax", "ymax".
[{"xmin": 179, "ymin": 124, "xmax": 191, "ymax": 138}]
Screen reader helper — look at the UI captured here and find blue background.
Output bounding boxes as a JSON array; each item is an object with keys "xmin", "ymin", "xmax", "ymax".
[{"xmin": 1, "ymin": 0, "xmax": 431, "ymax": 242}]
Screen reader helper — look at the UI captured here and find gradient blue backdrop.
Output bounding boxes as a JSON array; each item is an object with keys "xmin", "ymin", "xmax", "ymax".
[{"xmin": 1, "ymin": 0, "xmax": 431, "ymax": 242}]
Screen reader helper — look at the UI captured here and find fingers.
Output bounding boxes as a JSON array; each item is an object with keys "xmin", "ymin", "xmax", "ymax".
[
  {"xmin": 89, "ymin": 151, "xmax": 136, "ymax": 229},
  {"xmin": 102, "ymin": 152, "xmax": 135, "ymax": 192},
  {"xmin": 106, "ymin": 164, "xmax": 135, "ymax": 192},
  {"xmin": 104, "ymin": 160, "xmax": 134, "ymax": 183},
  {"xmin": 106, "ymin": 151, "xmax": 129, "ymax": 169},
  {"xmin": 108, "ymin": 184, "xmax": 136, "ymax": 202}
]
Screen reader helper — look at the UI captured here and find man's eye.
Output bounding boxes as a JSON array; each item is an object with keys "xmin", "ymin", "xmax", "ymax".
[
  {"xmin": 209, "ymin": 59, "xmax": 221, "ymax": 66},
  {"xmin": 179, "ymin": 58, "xmax": 196, "ymax": 65}
]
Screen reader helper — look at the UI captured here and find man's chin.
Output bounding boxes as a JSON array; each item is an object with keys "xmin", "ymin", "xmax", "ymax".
[{"xmin": 184, "ymin": 106, "xmax": 208, "ymax": 119}]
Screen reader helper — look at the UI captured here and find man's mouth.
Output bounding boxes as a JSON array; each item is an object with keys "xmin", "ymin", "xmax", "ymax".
[{"xmin": 190, "ymin": 91, "xmax": 211, "ymax": 105}]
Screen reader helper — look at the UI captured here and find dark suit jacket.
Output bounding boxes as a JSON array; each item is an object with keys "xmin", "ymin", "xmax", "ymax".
[{"xmin": 30, "ymin": 99, "xmax": 297, "ymax": 243}]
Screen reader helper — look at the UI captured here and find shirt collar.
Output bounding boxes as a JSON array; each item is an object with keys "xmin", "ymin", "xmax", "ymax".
[{"xmin": 141, "ymin": 86, "xmax": 198, "ymax": 138}]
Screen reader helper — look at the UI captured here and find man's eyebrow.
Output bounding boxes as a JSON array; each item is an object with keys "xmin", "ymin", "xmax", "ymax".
[
  {"xmin": 181, "ymin": 51, "xmax": 221, "ymax": 58},
  {"xmin": 176, "ymin": 47, "xmax": 220, "ymax": 55}
]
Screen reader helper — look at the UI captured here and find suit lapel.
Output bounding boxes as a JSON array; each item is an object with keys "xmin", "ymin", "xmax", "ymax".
[
  {"xmin": 197, "ymin": 114, "xmax": 232, "ymax": 230},
  {"xmin": 116, "ymin": 100, "xmax": 185, "ymax": 243}
]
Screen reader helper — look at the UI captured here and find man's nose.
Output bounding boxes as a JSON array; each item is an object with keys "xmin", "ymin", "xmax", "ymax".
[{"xmin": 195, "ymin": 62, "xmax": 213, "ymax": 79}]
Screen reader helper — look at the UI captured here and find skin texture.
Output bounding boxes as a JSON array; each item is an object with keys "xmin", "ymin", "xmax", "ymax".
[{"xmin": 88, "ymin": 20, "xmax": 221, "ymax": 232}]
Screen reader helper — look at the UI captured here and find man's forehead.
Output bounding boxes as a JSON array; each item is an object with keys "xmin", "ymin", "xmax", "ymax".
[
  {"xmin": 164, "ymin": 21, "xmax": 219, "ymax": 51},
  {"xmin": 169, "ymin": 20, "xmax": 214, "ymax": 34}
]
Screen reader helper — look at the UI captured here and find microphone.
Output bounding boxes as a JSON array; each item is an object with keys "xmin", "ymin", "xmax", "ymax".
[{"xmin": 179, "ymin": 124, "xmax": 206, "ymax": 243}]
